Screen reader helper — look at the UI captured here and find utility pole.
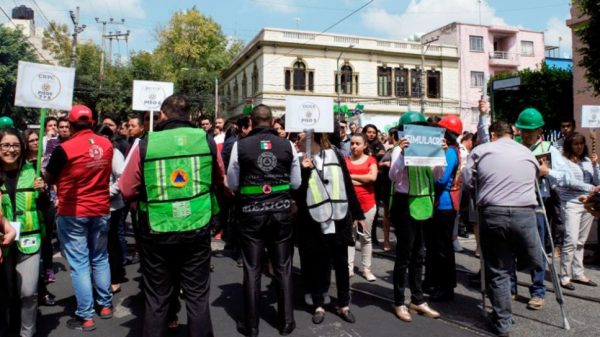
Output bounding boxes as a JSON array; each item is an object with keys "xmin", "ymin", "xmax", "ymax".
[
  {"xmin": 69, "ymin": 7, "xmax": 86, "ymax": 68},
  {"xmin": 95, "ymin": 17, "xmax": 125, "ymax": 79},
  {"xmin": 105, "ymin": 30, "xmax": 130, "ymax": 65},
  {"xmin": 420, "ymin": 36, "xmax": 439, "ymax": 113}
]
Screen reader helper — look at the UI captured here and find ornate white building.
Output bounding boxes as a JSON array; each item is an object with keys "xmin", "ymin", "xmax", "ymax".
[{"xmin": 220, "ymin": 28, "xmax": 460, "ymax": 131}]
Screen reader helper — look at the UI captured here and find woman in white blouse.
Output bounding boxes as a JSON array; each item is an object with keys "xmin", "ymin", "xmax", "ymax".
[{"xmin": 559, "ymin": 132, "xmax": 599, "ymax": 290}]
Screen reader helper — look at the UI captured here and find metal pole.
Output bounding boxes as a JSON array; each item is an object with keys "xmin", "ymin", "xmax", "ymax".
[
  {"xmin": 100, "ymin": 21, "xmax": 106, "ymax": 78},
  {"xmin": 69, "ymin": 7, "xmax": 80, "ymax": 68},
  {"xmin": 215, "ymin": 77, "xmax": 219, "ymax": 118},
  {"xmin": 337, "ymin": 52, "xmax": 342, "ymax": 116},
  {"xmin": 420, "ymin": 42, "xmax": 426, "ymax": 114}
]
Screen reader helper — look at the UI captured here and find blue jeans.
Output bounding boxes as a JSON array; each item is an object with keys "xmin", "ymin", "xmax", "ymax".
[
  {"xmin": 480, "ymin": 206, "xmax": 544, "ymax": 334},
  {"xmin": 57, "ymin": 215, "xmax": 112, "ymax": 320},
  {"xmin": 510, "ymin": 212, "xmax": 546, "ymax": 298}
]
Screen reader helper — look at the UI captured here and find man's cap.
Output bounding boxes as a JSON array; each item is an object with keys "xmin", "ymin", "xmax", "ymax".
[{"xmin": 69, "ymin": 105, "xmax": 93, "ymax": 123}]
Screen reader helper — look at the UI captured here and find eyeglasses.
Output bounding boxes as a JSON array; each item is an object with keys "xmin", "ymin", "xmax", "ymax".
[{"xmin": 0, "ymin": 143, "xmax": 21, "ymax": 151}]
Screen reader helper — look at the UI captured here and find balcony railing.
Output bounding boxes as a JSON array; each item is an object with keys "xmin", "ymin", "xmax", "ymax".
[{"xmin": 489, "ymin": 51, "xmax": 517, "ymax": 60}]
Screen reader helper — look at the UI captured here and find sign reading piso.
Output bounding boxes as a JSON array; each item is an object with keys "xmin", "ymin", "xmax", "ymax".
[
  {"xmin": 132, "ymin": 80, "xmax": 174, "ymax": 111},
  {"xmin": 285, "ymin": 96, "xmax": 334, "ymax": 133},
  {"xmin": 15, "ymin": 61, "xmax": 75, "ymax": 110}
]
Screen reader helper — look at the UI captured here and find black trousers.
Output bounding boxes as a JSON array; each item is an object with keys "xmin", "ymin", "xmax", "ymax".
[
  {"xmin": 239, "ymin": 211, "xmax": 294, "ymax": 329},
  {"xmin": 108, "ymin": 208, "xmax": 126, "ymax": 284},
  {"xmin": 423, "ymin": 209, "xmax": 457, "ymax": 292},
  {"xmin": 139, "ymin": 230, "xmax": 213, "ymax": 337},
  {"xmin": 391, "ymin": 193, "xmax": 426, "ymax": 306},
  {"xmin": 299, "ymin": 232, "xmax": 350, "ymax": 308}
]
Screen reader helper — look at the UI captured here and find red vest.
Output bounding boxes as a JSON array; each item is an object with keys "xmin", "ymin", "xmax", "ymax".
[{"xmin": 56, "ymin": 129, "xmax": 113, "ymax": 216}]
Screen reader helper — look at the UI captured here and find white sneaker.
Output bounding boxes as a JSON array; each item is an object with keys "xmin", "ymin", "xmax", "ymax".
[{"xmin": 363, "ymin": 270, "xmax": 376, "ymax": 282}]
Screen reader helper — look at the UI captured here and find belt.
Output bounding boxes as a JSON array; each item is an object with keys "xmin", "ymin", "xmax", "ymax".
[{"xmin": 240, "ymin": 183, "xmax": 290, "ymax": 195}]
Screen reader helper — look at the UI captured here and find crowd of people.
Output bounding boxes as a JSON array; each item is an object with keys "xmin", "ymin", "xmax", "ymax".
[{"xmin": 0, "ymin": 94, "xmax": 598, "ymax": 337}]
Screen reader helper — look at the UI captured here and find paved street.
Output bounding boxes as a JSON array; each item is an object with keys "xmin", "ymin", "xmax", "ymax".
[{"xmin": 36, "ymin": 231, "xmax": 600, "ymax": 337}]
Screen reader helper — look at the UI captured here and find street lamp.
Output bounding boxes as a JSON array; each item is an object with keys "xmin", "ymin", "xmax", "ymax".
[
  {"xmin": 420, "ymin": 36, "xmax": 439, "ymax": 114},
  {"xmin": 337, "ymin": 45, "xmax": 354, "ymax": 116}
]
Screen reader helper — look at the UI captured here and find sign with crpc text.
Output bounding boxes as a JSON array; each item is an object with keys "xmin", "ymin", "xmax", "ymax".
[
  {"xmin": 403, "ymin": 124, "xmax": 447, "ymax": 166},
  {"xmin": 285, "ymin": 96, "xmax": 334, "ymax": 133},
  {"xmin": 15, "ymin": 61, "xmax": 75, "ymax": 110},
  {"xmin": 132, "ymin": 80, "xmax": 174, "ymax": 111},
  {"xmin": 581, "ymin": 105, "xmax": 600, "ymax": 129}
]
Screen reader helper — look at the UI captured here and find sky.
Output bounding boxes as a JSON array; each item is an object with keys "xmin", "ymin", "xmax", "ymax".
[{"xmin": 0, "ymin": 0, "xmax": 573, "ymax": 59}]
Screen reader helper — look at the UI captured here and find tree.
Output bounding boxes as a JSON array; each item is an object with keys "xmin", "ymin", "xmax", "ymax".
[
  {"xmin": 575, "ymin": 0, "xmax": 600, "ymax": 95},
  {"xmin": 42, "ymin": 21, "xmax": 71, "ymax": 66},
  {"xmin": 0, "ymin": 26, "xmax": 39, "ymax": 126},
  {"xmin": 155, "ymin": 7, "xmax": 244, "ymax": 118},
  {"xmin": 491, "ymin": 64, "xmax": 573, "ymax": 130}
]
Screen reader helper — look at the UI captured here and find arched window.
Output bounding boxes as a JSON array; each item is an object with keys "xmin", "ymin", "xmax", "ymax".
[
  {"xmin": 252, "ymin": 64, "xmax": 258, "ymax": 94},
  {"xmin": 242, "ymin": 72, "xmax": 248, "ymax": 99},
  {"xmin": 293, "ymin": 61, "xmax": 306, "ymax": 90},
  {"xmin": 341, "ymin": 65, "xmax": 353, "ymax": 94}
]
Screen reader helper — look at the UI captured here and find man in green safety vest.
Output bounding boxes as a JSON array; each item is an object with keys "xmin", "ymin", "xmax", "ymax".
[{"xmin": 120, "ymin": 95, "xmax": 224, "ymax": 337}]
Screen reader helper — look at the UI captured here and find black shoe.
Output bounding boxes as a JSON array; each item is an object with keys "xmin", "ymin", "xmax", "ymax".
[
  {"xmin": 312, "ymin": 310, "xmax": 325, "ymax": 324},
  {"xmin": 430, "ymin": 289, "xmax": 454, "ymax": 302},
  {"xmin": 560, "ymin": 282, "xmax": 576, "ymax": 291},
  {"xmin": 423, "ymin": 285, "xmax": 437, "ymax": 295},
  {"xmin": 278, "ymin": 321, "xmax": 296, "ymax": 335},
  {"xmin": 40, "ymin": 293, "xmax": 56, "ymax": 306},
  {"xmin": 337, "ymin": 309, "xmax": 356, "ymax": 323},
  {"xmin": 236, "ymin": 322, "xmax": 258, "ymax": 337}
]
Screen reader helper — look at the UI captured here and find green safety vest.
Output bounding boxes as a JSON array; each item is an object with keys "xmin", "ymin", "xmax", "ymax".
[
  {"xmin": 407, "ymin": 166, "xmax": 435, "ymax": 221},
  {"xmin": 140, "ymin": 127, "xmax": 217, "ymax": 233},
  {"xmin": 530, "ymin": 141, "xmax": 552, "ymax": 156},
  {"xmin": 1, "ymin": 163, "xmax": 43, "ymax": 255},
  {"xmin": 306, "ymin": 148, "xmax": 349, "ymax": 223}
]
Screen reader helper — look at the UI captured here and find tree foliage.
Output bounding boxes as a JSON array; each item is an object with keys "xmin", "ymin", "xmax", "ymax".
[
  {"xmin": 575, "ymin": 0, "xmax": 600, "ymax": 96},
  {"xmin": 491, "ymin": 64, "xmax": 573, "ymax": 130},
  {"xmin": 0, "ymin": 26, "xmax": 39, "ymax": 127},
  {"xmin": 42, "ymin": 21, "xmax": 72, "ymax": 66}
]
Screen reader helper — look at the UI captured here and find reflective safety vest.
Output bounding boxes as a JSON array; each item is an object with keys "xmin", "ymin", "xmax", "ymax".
[
  {"xmin": 407, "ymin": 166, "xmax": 434, "ymax": 221},
  {"xmin": 306, "ymin": 148, "xmax": 349, "ymax": 223},
  {"xmin": 531, "ymin": 141, "xmax": 552, "ymax": 156},
  {"xmin": 140, "ymin": 127, "xmax": 217, "ymax": 233},
  {"xmin": 1, "ymin": 163, "xmax": 43, "ymax": 255}
]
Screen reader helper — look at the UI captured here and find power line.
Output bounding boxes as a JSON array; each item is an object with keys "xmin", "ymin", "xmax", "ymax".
[{"xmin": 254, "ymin": 0, "xmax": 374, "ymax": 75}]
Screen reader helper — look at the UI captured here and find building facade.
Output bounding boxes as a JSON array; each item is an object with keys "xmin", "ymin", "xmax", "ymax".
[
  {"xmin": 220, "ymin": 28, "xmax": 460, "ymax": 131},
  {"xmin": 424, "ymin": 22, "xmax": 545, "ymax": 130},
  {"xmin": 2, "ymin": 5, "xmax": 57, "ymax": 64}
]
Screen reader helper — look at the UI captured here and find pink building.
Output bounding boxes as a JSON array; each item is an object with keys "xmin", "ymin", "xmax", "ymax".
[{"xmin": 425, "ymin": 22, "xmax": 545, "ymax": 131}]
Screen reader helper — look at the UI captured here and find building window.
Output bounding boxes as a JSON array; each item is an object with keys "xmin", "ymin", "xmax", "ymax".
[
  {"xmin": 377, "ymin": 66, "xmax": 392, "ymax": 97},
  {"xmin": 285, "ymin": 70, "xmax": 291, "ymax": 90},
  {"xmin": 285, "ymin": 61, "xmax": 314, "ymax": 92},
  {"xmin": 225, "ymin": 86, "xmax": 231, "ymax": 108},
  {"xmin": 395, "ymin": 68, "xmax": 409, "ymax": 98},
  {"xmin": 427, "ymin": 70, "xmax": 440, "ymax": 98},
  {"xmin": 336, "ymin": 64, "xmax": 354, "ymax": 95},
  {"xmin": 233, "ymin": 79, "xmax": 239, "ymax": 104},
  {"xmin": 470, "ymin": 71, "xmax": 484, "ymax": 87},
  {"xmin": 241, "ymin": 73, "xmax": 247, "ymax": 99},
  {"xmin": 251, "ymin": 64, "xmax": 258, "ymax": 94},
  {"xmin": 521, "ymin": 41, "xmax": 534, "ymax": 56},
  {"xmin": 411, "ymin": 68, "xmax": 422, "ymax": 98},
  {"xmin": 293, "ymin": 61, "xmax": 306, "ymax": 90},
  {"xmin": 354, "ymin": 75, "xmax": 359, "ymax": 95},
  {"xmin": 470, "ymin": 35, "xmax": 484, "ymax": 52}
]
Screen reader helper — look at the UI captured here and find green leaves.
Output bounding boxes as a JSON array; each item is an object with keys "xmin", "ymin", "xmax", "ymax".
[
  {"xmin": 575, "ymin": 0, "xmax": 600, "ymax": 96},
  {"xmin": 491, "ymin": 64, "xmax": 573, "ymax": 129}
]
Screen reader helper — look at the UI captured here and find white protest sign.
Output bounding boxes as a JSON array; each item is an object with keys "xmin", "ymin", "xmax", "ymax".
[
  {"xmin": 285, "ymin": 96, "xmax": 334, "ymax": 133},
  {"xmin": 581, "ymin": 105, "xmax": 600, "ymax": 129},
  {"xmin": 403, "ymin": 125, "xmax": 447, "ymax": 166},
  {"xmin": 15, "ymin": 61, "xmax": 75, "ymax": 110},
  {"xmin": 132, "ymin": 80, "xmax": 174, "ymax": 111}
]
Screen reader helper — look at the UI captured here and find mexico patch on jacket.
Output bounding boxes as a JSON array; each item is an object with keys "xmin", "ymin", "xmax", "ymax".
[{"xmin": 260, "ymin": 140, "xmax": 272, "ymax": 150}]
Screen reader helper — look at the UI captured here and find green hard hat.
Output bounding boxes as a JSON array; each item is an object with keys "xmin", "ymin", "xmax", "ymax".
[
  {"xmin": 515, "ymin": 108, "xmax": 544, "ymax": 130},
  {"xmin": 0, "ymin": 116, "xmax": 14, "ymax": 129},
  {"xmin": 399, "ymin": 111, "xmax": 426, "ymax": 126}
]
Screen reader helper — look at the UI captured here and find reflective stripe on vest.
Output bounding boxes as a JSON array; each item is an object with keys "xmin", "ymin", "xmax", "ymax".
[
  {"xmin": 306, "ymin": 149, "xmax": 348, "ymax": 223},
  {"xmin": 140, "ymin": 127, "xmax": 215, "ymax": 233},
  {"xmin": 240, "ymin": 183, "xmax": 290, "ymax": 195},
  {"xmin": 1, "ymin": 163, "xmax": 42, "ymax": 254},
  {"xmin": 531, "ymin": 141, "xmax": 552, "ymax": 155}
]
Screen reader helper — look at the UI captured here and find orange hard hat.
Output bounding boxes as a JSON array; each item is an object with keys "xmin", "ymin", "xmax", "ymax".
[{"xmin": 438, "ymin": 115, "xmax": 463, "ymax": 135}]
